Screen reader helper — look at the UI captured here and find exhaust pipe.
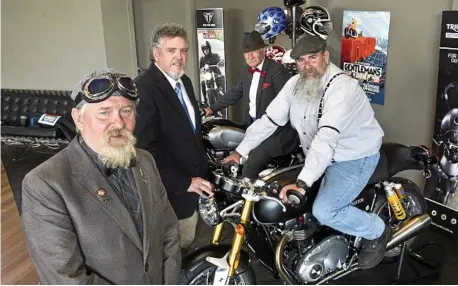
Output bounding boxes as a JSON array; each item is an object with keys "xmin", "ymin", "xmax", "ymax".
[
  {"xmin": 386, "ymin": 214, "xmax": 431, "ymax": 250},
  {"xmin": 275, "ymin": 233, "xmax": 295, "ymax": 285}
]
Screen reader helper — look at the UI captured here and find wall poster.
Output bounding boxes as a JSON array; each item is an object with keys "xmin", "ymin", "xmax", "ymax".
[
  {"xmin": 340, "ymin": 11, "xmax": 391, "ymax": 106},
  {"xmin": 196, "ymin": 8, "xmax": 227, "ymax": 118},
  {"xmin": 426, "ymin": 10, "xmax": 458, "ymax": 238}
]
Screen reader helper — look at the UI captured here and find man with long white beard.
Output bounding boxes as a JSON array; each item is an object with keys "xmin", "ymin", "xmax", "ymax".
[
  {"xmin": 21, "ymin": 69, "xmax": 181, "ymax": 284},
  {"xmin": 224, "ymin": 35, "xmax": 390, "ymax": 269}
]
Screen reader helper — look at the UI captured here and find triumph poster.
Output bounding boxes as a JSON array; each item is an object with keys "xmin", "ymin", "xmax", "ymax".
[
  {"xmin": 340, "ymin": 11, "xmax": 391, "ymax": 106},
  {"xmin": 196, "ymin": 8, "xmax": 227, "ymax": 118},
  {"xmin": 426, "ymin": 11, "xmax": 458, "ymax": 238}
]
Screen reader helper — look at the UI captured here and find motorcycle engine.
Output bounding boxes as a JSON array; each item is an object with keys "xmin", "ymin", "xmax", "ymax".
[{"xmin": 295, "ymin": 235, "xmax": 349, "ymax": 283}]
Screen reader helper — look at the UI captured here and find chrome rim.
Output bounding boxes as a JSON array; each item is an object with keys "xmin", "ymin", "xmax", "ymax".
[{"xmin": 189, "ymin": 266, "xmax": 247, "ymax": 285}]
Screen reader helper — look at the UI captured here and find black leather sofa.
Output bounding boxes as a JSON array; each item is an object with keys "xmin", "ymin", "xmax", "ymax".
[{"xmin": 1, "ymin": 89, "xmax": 76, "ymax": 140}]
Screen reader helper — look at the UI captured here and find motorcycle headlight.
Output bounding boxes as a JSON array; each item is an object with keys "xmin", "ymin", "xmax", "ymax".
[
  {"xmin": 198, "ymin": 196, "xmax": 220, "ymax": 227},
  {"xmin": 204, "ymin": 72, "xmax": 213, "ymax": 81}
]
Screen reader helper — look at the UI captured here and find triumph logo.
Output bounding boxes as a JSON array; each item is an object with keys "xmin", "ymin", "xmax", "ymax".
[
  {"xmin": 445, "ymin": 23, "xmax": 458, "ymax": 39},
  {"xmin": 203, "ymin": 12, "xmax": 214, "ymax": 24},
  {"xmin": 446, "ymin": 24, "xmax": 458, "ymax": 32}
]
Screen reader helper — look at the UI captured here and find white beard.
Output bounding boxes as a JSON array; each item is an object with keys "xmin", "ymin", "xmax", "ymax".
[
  {"xmin": 295, "ymin": 76, "xmax": 322, "ymax": 102},
  {"xmin": 100, "ymin": 129, "xmax": 137, "ymax": 169}
]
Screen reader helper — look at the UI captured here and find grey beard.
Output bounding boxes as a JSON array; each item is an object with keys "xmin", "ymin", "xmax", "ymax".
[
  {"xmin": 295, "ymin": 76, "xmax": 322, "ymax": 101},
  {"xmin": 168, "ymin": 70, "xmax": 184, "ymax": 81}
]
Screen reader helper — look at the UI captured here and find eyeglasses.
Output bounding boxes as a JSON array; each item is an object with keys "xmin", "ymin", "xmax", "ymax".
[{"xmin": 75, "ymin": 74, "xmax": 138, "ymax": 105}]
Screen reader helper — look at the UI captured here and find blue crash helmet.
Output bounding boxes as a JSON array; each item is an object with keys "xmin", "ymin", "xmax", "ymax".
[{"xmin": 255, "ymin": 7, "xmax": 287, "ymax": 40}]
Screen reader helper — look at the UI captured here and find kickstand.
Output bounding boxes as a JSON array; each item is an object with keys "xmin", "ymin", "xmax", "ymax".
[
  {"xmin": 391, "ymin": 241, "xmax": 445, "ymax": 284},
  {"xmin": 392, "ymin": 242, "xmax": 408, "ymax": 284}
]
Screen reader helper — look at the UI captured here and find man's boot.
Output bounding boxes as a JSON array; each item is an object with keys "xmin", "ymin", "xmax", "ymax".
[{"xmin": 358, "ymin": 224, "xmax": 393, "ymax": 269}]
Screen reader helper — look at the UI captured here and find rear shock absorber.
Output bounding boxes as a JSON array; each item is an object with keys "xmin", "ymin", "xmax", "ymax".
[{"xmin": 383, "ymin": 182, "xmax": 406, "ymax": 221}]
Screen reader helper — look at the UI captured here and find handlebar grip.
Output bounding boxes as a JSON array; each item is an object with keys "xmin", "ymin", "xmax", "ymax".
[{"xmin": 285, "ymin": 189, "xmax": 307, "ymax": 206}]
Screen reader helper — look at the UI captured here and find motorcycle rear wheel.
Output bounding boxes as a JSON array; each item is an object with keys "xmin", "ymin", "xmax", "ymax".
[
  {"xmin": 180, "ymin": 261, "xmax": 256, "ymax": 285},
  {"xmin": 373, "ymin": 178, "xmax": 427, "ymax": 259}
]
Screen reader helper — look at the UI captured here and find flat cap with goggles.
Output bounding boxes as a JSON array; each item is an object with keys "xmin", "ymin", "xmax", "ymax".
[
  {"xmin": 290, "ymin": 34, "xmax": 327, "ymax": 60},
  {"xmin": 71, "ymin": 68, "xmax": 139, "ymax": 108}
]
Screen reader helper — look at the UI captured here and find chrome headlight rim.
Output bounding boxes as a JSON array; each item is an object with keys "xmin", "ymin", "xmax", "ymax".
[{"xmin": 198, "ymin": 196, "xmax": 221, "ymax": 227}]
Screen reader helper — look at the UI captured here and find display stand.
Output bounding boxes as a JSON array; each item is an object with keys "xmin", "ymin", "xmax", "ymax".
[{"xmin": 391, "ymin": 241, "xmax": 445, "ymax": 284}]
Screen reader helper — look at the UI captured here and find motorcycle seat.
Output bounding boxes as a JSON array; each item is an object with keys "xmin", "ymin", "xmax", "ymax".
[{"xmin": 367, "ymin": 143, "xmax": 425, "ymax": 184}]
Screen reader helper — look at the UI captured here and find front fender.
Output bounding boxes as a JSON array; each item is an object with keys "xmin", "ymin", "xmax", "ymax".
[{"xmin": 181, "ymin": 244, "xmax": 251, "ymax": 273}]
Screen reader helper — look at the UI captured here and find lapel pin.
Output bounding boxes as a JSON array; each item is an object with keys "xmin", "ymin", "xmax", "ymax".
[
  {"xmin": 97, "ymin": 188, "xmax": 106, "ymax": 197},
  {"xmin": 96, "ymin": 188, "xmax": 111, "ymax": 202},
  {"xmin": 140, "ymin": 168, "xmax": 149, "ymax": 184}
]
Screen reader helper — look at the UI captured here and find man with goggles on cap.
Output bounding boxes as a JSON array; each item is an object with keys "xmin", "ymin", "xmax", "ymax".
[
  {"xmin": 224, "ymin": 34, "xmax": 389, "ymax": 270},
  {"xmin": 21, "ymin": 68, "xmax": 180, "ymax": 284}
]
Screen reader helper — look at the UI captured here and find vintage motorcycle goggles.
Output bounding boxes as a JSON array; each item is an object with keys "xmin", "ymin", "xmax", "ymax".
[{"xmin": 75, "ymin": 74, "xmax": 139, "ymax": 106}]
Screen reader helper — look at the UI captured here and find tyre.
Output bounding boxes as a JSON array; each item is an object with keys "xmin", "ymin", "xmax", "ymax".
[
  {"xmin": 180, "ymin": 261, "xmax": 256, "ymax": 285},
  {"xmin": 373, "ymin": 177, "xmax": 427, "ymax": 259},
  {"xmin": 207, "ymin": 89, "xmax": 217, "ymax": 106}
]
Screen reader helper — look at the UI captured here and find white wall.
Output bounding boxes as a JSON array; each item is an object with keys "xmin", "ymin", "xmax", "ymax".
[
  {"xmin": 1, "ymin": 0, "xmax": 137, "ymax": 90},
  {"xmin": 1, "ymin": 0, "xmax": 107, "ymax": 90},
  {"xmin": 132, "ymin": 0, "xmax": 198, "ymax": 94},
  {"xmin": 100, "ymin": 0, "xmax": 138, "ymax": 77}
]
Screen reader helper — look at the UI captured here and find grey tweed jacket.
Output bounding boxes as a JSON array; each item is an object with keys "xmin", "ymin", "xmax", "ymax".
[{"xmin": 21, "ymin": 138, "xmax": 181, "ymax": 284}]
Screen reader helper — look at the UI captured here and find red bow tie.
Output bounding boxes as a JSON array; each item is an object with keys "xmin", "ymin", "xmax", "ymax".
[{"xmin": 249, "ymin": 67, "xmax": 267, "ymax": 76}]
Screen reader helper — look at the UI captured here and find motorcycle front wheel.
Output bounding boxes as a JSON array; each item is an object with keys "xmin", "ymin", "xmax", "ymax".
[
  {"xmin": 373, "ymin": 177, "xmax": 427, "ymax": 259},
  {"xmin": 180, "ymin": 261, "xmax": 256, "ymax": 285}
]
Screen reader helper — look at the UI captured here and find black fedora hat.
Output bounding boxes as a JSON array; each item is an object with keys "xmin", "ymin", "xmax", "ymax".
[{"xmin": 242, "ymin": 30, "xmax": 268, "ymax": 53}]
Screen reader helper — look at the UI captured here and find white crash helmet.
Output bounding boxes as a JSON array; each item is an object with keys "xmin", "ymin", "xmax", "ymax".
[
  {"xmin": 266, "ymin": 45, "xmax": 286, "ymax": 64},
  {"xmin": 282, "ymin": 49, "xmax": 298, "ymax": 75}
]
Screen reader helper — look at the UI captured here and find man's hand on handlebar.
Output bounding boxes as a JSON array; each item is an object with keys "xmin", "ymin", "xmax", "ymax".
[
  {"xmin": 279, "ymin": 183, "xmax": 307, "ymax": 206},
  {"xmin": 222, "ymin": 151, "xmax": 241, "ymax": 164},
  {"xmin": 204, "ymin": 107, "xmax": 213, "ymax": 117}
]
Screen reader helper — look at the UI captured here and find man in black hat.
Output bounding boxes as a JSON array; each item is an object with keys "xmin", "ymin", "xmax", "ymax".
[
  {"xmin": 224, "ymin": 34, "xmax": 389, "ymax": 270},
  {"xmin": 204, "ymin": 30, "xmax": 299, "ymax": 180}
]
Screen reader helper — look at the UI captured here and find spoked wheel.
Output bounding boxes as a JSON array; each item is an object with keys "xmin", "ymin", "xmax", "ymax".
[
  {"xmin": 181, "ymin": 261, "xmax": 256, "ymax": 285},
  {"xmin": 373, "ymin": 178, "xmax": 427, "ymax": 258}
]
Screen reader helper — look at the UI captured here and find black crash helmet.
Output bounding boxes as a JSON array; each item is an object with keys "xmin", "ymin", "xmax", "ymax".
[{"xmin": 300, "ymin": 5, "xmax": 333, "ymax": 40}]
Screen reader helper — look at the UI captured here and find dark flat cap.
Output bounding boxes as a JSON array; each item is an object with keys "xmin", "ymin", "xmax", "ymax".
[
  {"xmin": 290, "ymin": 34, "xmax": 327, "ymax": 59},
  {"xmin": 242, "ymin": 30, "xmax": 268, "ymax": 53}
]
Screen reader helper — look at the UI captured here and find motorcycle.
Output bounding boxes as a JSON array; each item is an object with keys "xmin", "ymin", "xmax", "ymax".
[
  {"xmin": 425, "ymin": 108, "xmax": 458, "ymax": 207},
  {"xmin": 181, "ymin": 143, "xmax": 437, "ymax": 285},
  {"xmin": 200, "ymin": 108, "xmax": 305, "ymax": 171},
  {"xmin": 200, "ymin": 61, "xmax": 226, "ymax": 112}
]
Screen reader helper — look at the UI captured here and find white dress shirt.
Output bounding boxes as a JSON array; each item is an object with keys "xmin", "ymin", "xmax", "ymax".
[
  {"xmin": 248, "ymin": 60, "xmax": 265, "ymax": 119},
  {"xmin": 155, "ymin": 63, "xmax": 196, "ymax": 129},
  {"xmin": 236, "ymin": 63, "xmax": 384, "ymax": 186}
]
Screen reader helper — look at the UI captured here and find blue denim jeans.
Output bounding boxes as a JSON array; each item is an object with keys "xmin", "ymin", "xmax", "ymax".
[{"xmin": 312, "ymin": 152, "xmax": 385, "ymax": 240}]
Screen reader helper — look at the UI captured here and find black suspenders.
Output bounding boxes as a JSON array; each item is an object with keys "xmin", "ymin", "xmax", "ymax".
[
  {"xmin": 316, "ymin": 72, "xmax": 345, "ymax": 163},
  {"xmin": 317, "ymin": 72, "xmax": 345, "ymax": 123}
]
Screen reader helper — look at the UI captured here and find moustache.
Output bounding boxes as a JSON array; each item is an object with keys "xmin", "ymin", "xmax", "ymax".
[
  {"xmin": 171, "ymin": 61, "xmax": 184, "ymax": 67},
  {"xmin": 106, "ymin": 128, "xmax": 130, "ymax": 138}
]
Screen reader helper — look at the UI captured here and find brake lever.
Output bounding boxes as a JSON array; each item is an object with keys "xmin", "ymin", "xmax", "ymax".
[{"xmin": 260, "ymin": 195, "xmax": 287, "ymax": 212}]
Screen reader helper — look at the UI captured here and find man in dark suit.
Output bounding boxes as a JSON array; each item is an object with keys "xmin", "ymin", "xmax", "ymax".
[
  {"xmin": 204, "ymin": 30, "xmax": 299, "ymax": 179},
  {"xmin": 134, "ymin": 23, "xmax": 214, "ymax": 249},
  {"xmin": 21, "ymin": 69, "xmax": 180, "ymax": 284}
]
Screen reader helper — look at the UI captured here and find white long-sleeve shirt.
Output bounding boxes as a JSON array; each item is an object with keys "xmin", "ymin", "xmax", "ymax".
[{"xmin": 236, "ymin": 63, "xmax": 384, "ymax": 187}]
